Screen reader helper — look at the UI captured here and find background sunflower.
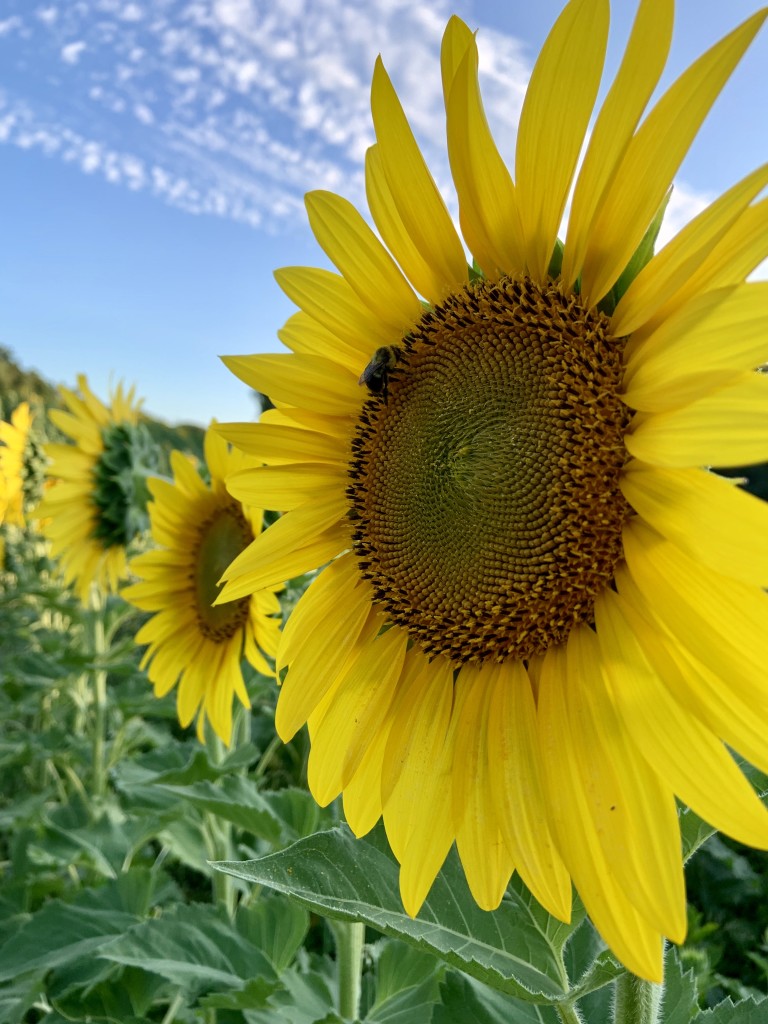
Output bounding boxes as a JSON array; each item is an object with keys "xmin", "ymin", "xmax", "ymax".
[{"xmin": 123, "ymin": 424, "xmax": 282, "ymax": 746}]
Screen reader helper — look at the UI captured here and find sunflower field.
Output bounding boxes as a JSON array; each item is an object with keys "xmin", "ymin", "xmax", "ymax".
[{"xmin": 4, "ymin": 0, "xmax": 768, "ymax": 1021}]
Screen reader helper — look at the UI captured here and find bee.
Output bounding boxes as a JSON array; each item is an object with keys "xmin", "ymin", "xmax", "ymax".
[{"xmin": 358, "ymin": 346, "xmax": 399, "ymax": 400}]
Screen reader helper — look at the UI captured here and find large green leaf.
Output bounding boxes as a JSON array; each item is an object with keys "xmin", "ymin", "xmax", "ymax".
[
  {"xmin": 364, "ymin": 940, "xmax": 444, "ymax": 1023},
  {"xmin": 156, "ymin": 776, "xmax": 284, "ymax": 841},
  {"xmin": 661, "ymin": 946, "xmax": 699, "ymax": 1024},
  {"xmin": 433, "ymin": 973, "xmax": 561, "ymax": 1024},
  {"xmin": 0, "ymin": 877, "xmax": 141, "ymax": 982},
  {"xmin": 238, "ymin": 897, "xmax": 310, "ymax": 971},
  {"xmin": 98, "ymin": 902, "xmax": 277, "ymax": 999},
  {"xmin": 694, "ymin": 997, "xmax": 768, "ymax": 1023},
  {"xmin": 215, "ymin": 824, "xmax": 581, "ymax": 1002}
]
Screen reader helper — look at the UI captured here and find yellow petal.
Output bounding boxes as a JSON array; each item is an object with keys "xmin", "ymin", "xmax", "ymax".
[
  {"xmin": 613, "ymin": 164, "xmax": 768, "ymax": 337},
  {"xmin": 581, "ymin": 8, "xmax": 768, "ymax": 304},
  {"xmin": 216, "ymin": 421, "xmax": 346, "ymax": 466},
  {"xmin": 222, "ymin": 353, "xmax": 361, "ymax": 418},
  {"xmin": 622, "ymin": 283, "xmax": 768, "ymax": 412},
  {"xmin": 453, "ymin": 665, "xmax": 515, "ymax": 911},
  {"xmin": 620, "ymin": 518, "xmax": 768, "ymax": 716},
  {"xmin": 308, "ymin": 624, "xmax": 407, "ymax": 804},
  {"xmin": 343, "ymin": 714, "xmax": 391, "ymax": 838},
  {"xmin": 370, "ymin": 58, "xmax": 467, "ymax": 302},
  {"xmin": 515, "ymin": 0, "xmax": 609, "ymax": 282},
  {"xmin": 562, "ymin": 0, "xmax": 674, "ymax": 290},
  {"xmin": 601, "ymin": 582, "xmax": 768, "ymax": 846},
  {"xmin": 278, "ymin": 311, "xmax": 363, "ymax": 374},
  {"xmin": 275, "ymin": 558, "xmax": 372, "ymax": 740},
  {"xmin": 444, "ymin": 28, "xmax": 525, "ymax": 278},
  {"xmin": 275, "ymin": 266, "xmax": 399, "ymax": 357},
  {"xmin": 365, "ymin": 145, "xmax": 439, "ymax": 303},
  {"xmin": 305, "ymin": 190, "xmax": 422, "ymax": 330},
  {"xmin": 538, "ymin": 642, "xmax": 665, "ymax": 982},
  {"xmin": 226, "ymin": 463, "xmax": 347, "ymax": 511},
  {"xmin": 625, "ymin": 371, "xmax": 768, "ymax": 468},
  {"xmin": 382, "ymin": 652, "xmax": 458, "ymax": 916},
  {"xmin": 486, "ymin": 658, "xmax": 572, "ymax": 922},
  {"xmin": 621, "ymin": 462, "xmax": 768, "ymax": 586}
]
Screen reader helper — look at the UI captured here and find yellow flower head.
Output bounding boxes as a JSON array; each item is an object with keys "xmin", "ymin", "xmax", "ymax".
[
  {"xmin": 123, "ymin": 425, "xmax": 282, "ymax": 746},
  {"xmin": 35, "ymin": 374, "xmax": 146, "ymax": 602},
  {"xmin": 0, "ymin": 402, "xmax": 34, "ymax": 527},
  {"xmin": 217, "ymin": 0, "xmax": 768, "ymax": 981}
]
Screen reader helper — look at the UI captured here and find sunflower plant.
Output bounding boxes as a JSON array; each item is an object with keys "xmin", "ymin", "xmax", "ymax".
[{"xmin": 211, "ymin": 0, "xmax": 768, "ymax": 1020}]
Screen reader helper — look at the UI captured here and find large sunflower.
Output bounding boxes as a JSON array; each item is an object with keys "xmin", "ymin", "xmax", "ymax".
[
  {"xmin": 0, "ymin": 402, "xmax": 33, "ymax": 527},
  {"xmin": 217, "ymin": 0, "xmax": 768, "ymax": 981},
  {"xmin": 123, "ymin": 426, "xmax": 282, "ymax": 746},
  {"xmin": 35, "ymin": 375, "xmax": 149, "ymax": 602}
]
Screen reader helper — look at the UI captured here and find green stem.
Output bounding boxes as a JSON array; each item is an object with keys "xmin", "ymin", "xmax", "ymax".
[
  {"xmin": 330, "ymin": 919, "xmax": 364, "ymax": 1021},
  {"xmin": 555, "ymin": 1002, "xmax": 584, "ymax": 1024},
  {"xmin": 160, "ymin": 990, "xmax": 185, "ymax": 1024},
  {"xmin": 206, "ymin": 725, "xmax": 236, "ymax": 918},
  {"xmin": 613, "ymin": 972, "xmax": 663, "ymax": 1024},
  {"xmin": 89, "ymin": 588, "xmax": 108, "ymax": 799}
]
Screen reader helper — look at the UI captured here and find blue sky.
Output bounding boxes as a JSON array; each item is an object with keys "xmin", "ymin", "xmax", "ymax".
[{"xmin": 0, "ymin": 0, "xmax": 766, "ymax": 426}]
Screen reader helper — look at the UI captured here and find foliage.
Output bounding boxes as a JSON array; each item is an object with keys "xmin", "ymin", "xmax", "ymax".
[{"xmin": 1, "ymin": 356, "xmax": 768, "ymax": 1023}]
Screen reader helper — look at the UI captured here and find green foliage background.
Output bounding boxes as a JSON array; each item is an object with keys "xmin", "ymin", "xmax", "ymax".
[{"xmin": 1, "ymin": 347, "xmax": 767, "ymax": 1024}]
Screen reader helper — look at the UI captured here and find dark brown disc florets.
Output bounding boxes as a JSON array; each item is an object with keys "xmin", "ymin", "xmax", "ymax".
[{"xmin": 347, "ymin": 275, "xmax": 632, "ymax": 665}]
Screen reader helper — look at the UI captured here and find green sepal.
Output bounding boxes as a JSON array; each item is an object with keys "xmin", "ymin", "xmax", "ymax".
[
  {"xmin": 547, "ymin": 239, "xmax": 564, "ymax": 282},
  {"xmin": 91, "ymin": 422, "xmax": 161, "ymax": 548},
  {"xmin": 469, "ymin": 259, "xmax": 486, "ymax": 284},
  {"xmin": 597, "ymin": 187, "xmax": 672, "ymax": 318}
]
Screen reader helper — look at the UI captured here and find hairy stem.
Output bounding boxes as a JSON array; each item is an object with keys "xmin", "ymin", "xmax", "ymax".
[
  {"xmin": 613, "ymin": 972, "xmax": 663, "ymax": 1024},
  {"xmin": 330, "ymin": 920, "xmax": 365, "ymax": 1021}
]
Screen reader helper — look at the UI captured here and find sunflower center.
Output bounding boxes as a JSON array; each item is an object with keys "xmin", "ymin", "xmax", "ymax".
[
  {"xmin": 194, "ymin": 503, "xmax": 254, "ymax": 642},
  {"xmin": 348, "ymin": 276, "xmax": 632, "ymax": 664}
]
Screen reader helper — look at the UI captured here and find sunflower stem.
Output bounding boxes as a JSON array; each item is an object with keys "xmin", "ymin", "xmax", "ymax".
[
  {"xmin": 89, "ymin": 587, "xmax": 109, "ymax": 799},
  {"xmin": 329, "ymin": 919, "xmax": 364, "ymax": 1021},
  {"xmin": 612, "ymin": 972, "xmax": 662, "ymax": 1024},
  {"xmin": 555, "ymin": 1002, "xmax": 584, "ymax": 1024},
  {"xmin": 206, "ymin": 725, "xmax": 236, "ymax": 918}
]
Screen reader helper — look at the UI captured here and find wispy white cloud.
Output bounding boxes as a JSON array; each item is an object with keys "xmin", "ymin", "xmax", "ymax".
[
  {"xmin": 1, "ymin": 0, "xmax": 525, "ymax": 230},
  {"xmin": 0, "ymin": 0, "xmax": 737, "ymax": 251}
]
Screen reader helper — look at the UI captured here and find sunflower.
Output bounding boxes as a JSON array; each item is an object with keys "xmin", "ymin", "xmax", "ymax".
[
  {"xmin": 0, "ymin": 402, "xmax": 34, "ymax": 527},
  {"xmin": 217, "ymin": 0, "xmax": 768, "ymax": 981},
  {"xmin": 123, "ymin": 426, "xmax": 282, "ymax": 746},
  {"xmin": 35, "ymin": 375, "xmax": 151, "ymax": 602}
]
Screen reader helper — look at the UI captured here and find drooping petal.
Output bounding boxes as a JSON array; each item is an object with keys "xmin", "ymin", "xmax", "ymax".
[
  {"xmin": 486, "ymin": 658, "xmax": 572, "ymax": 922},
  {"xmin": 596, "ymin": 588, "xmax": 768, "ymax": 849},
  {"xmin": 453, "ymin": 664, "xmax": 516, "ymax": 911},
  {"xmin": 275, "ymin": 557, "xmax": 372, "ymax": 741},
  {"xmin": 621, "ymin": 518, "xmax": 768, "ymax": 715},
  {"xmin": 538, "ymin": 642, "xmax": 666, "ymax": 982}
]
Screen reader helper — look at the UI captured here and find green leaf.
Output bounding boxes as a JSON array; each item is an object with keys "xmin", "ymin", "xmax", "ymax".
[
  {"xmin": 199, "ymin": 975, "xmax": 278, "ymax": 1011},
  {"xmin": 433, "ymin": 973, "xmax": 561, "ymax": 1024},
  {"xmin": 0, "ymin": 878, "xmax": 140, "ymax": 982},
  {"xmin": 693, "ymin": 996, "xmax": 768, "ymax": 1023},
  {"xmin": 662, "ymin": 946, "xmax": 699, "ymax": 1024},
  {"xmin": 156, "ymin": 776, "xmax": 283, "ymax": 841},
  {"xmin": 238, "ymin": 898, "xmax": 310, "ymax": 971},
  {"xmin": 364, "ymin": 940, "xmax": 444, "ymax": 1023},
  {"xmin": 98, "ymin": 902, "xmax": 277, "ymax": 999},
  {"xmin": 0, "ymin": 969, "xmax": 47, "ymax": 1024},
  {"xmin": 215, "ymin": 824, "xmax": 578, "ymax": 1002}
]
